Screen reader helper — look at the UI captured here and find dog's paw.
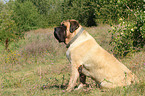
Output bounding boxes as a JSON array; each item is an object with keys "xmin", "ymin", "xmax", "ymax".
[
  {"xmin": 74, "ymin": 83, "xmax": 84, "ymax": 91},
  {"xmin": 66, "ymin": 87, "xmax": 73, "ymax": 92}
]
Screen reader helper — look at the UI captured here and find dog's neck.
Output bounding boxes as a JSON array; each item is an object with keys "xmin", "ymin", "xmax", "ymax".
[{"xmin": 66, "ymin": 27, "xmax": 84, "ymax": 48}]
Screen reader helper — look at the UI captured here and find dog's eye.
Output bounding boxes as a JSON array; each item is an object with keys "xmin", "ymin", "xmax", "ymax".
[
  {"xmin": 61, "ymin": 24, "xmax": 65, "ymax": 26},
  {"xmin": 61, "ymin": 24, "xmax": 66, "ymax": 29}
]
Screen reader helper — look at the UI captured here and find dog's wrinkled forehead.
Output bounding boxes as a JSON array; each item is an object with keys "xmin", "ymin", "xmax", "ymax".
[
  {"xmin": 61, "ymin": 20, "xmax": 70, "ymax": 28},
  {"xmin": 61, "ymin": 20, "xmax": 80, "ymax": 33}
]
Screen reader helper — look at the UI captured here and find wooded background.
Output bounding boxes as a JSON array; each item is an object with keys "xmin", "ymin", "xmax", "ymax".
[{"xmin": 0, "ymin": 0, "xmax": 144, "ymax": 56}]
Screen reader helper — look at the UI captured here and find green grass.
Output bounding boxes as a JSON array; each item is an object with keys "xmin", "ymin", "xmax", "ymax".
[{"xmin": 0, "ymin": 25, "xmax": 145, "ymax": 96}]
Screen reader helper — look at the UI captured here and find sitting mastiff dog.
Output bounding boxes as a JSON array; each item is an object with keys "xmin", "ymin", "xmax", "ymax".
[{"xmin": 54, "ymin": 19, "xmax": 138, "ymax": 92}]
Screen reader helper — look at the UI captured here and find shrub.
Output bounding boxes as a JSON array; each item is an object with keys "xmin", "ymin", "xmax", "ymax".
[
  {"xmin": 0, "ymin": 4, "xmax": 18, "ymax": 44},
  {"xmin": 109, "ymin": 9, "xmax": 144, "ymax": 57},
  {"xmin": 62, "ymin": 0, "xmax": 96, "ymax": 26},
  {"xmin": 12, "ymin": 0, "xmax": 43, "ymax": 32}
]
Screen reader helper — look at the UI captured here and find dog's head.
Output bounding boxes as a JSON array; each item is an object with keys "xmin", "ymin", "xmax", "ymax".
[{"xmin": 54, "ymin": 19, "xmax": 80, "ymax": 43}]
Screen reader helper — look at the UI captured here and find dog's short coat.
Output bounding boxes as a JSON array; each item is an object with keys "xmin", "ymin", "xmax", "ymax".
[{"xmin": 54, "ymin": 20, "xmax": 138, "ymax": 92}]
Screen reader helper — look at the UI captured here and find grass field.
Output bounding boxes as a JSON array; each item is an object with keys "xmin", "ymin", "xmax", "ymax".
[{"xmin": 0, "ymin": 25, "xmax": 145, "ymax": 96}]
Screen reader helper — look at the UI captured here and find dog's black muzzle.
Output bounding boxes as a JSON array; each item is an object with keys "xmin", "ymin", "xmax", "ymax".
[{"xmin": 54, "ymin": 26, "xmax": 66, "ymax": 43}]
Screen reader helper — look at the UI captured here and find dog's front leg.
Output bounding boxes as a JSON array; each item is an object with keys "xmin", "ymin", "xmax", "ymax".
[
  {"xmin": 66, "ymin": 65, "xmax": 79, "ymax": 92},
  {"xmin": 75, "ymin": 65, "xmax": 86, "ymax": 90}
]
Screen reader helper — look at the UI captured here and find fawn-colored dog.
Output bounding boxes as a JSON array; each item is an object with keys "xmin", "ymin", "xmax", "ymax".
[{"xmin": 54, "ymin": 20, "xmax": 138, "ymax": 92}]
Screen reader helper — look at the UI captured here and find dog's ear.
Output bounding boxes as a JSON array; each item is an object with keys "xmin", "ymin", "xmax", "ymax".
[{"xmin": 70, "ymin": 20, "xmax": 79, "ymax": 33}]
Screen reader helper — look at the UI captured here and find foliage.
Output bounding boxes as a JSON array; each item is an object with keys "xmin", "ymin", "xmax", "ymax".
[
  {"xmin": 93, "ymin": 0, "xmax": 144, "ymax": 24},
  {"xmin": 0, "ymin": 0, "xmax": 144, "ymax": 56},
  {"xmin": 1, "ymin": 0, "xmax": 144, "ymax": 27},
  {"xmin": 61, "ymin": 0, "xmax": 96, "ymax": 26},
  {"xmin": 0, "ymin": 3, "xmax": 18, "ymax": 44},
  {"xmin": 12, "ymin": 0, "xmax": 44, "ymax": 32},
  {"xmin": 0, "ymin": 1, "xmax": 4, "ymax": 10},
  {"xmin": 94, "ymin": 0, "xmax": 119, "ymax": 24},
  {"xmin": 109, "ymin": 9, "xmax": 144, "ymax": 57}
]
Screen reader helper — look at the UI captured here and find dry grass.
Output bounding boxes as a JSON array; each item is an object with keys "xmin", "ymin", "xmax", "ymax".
[
  {"xmin": 0, "ymin": 25, "xmax": 145, "ymax": 96},
  {"xmin": 21, "ymin": 28, "xmax": 66, "ymax": 56}
]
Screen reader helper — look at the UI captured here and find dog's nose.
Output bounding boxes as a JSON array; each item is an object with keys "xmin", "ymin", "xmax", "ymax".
[
  {"xmin": 54, "ymin": 28, "xmax": 57, "ymax": 31},
  {"xmin": 54, "ymin": 28, "xmax": 58, "ymax": 39},
  {"xmin": 54, "ymin": 28, "xmax": 57, "ymax": 34},
  {"xmin": 54, "ymin": 28, "xmax": 56, "ymax": 32}
]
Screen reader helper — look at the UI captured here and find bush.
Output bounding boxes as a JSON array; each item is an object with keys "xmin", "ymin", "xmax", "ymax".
[
  {"xmin": 12, "ymin": 0, "xmax": 44, "ymax": 32},
  {"xmin": 94, "ymin": 0, "xmax": 144, "ymax": 24},
  {"xmin": 94, "ymin": 0, "xmax": 119, "ymax": 24},
  {"xmin": 109, "ymin": 9, "xmax": 144, "ymax": 57},
  {"xmin": 0, "ymin": 4, "xmax": 18, "ymax": 44},
  {"xmin": 61, "ymin": 0, "xmax": 96, "ymax": 26}
]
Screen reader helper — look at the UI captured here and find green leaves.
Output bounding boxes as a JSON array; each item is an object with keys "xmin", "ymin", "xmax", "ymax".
[
  {"xmin": 109, "ymin": 10, "xmax": 144, "ymax": 57},
  {"xmin": 0, "ymin": 0, "xmax": 144, "ymax": 51},
  {"xmin": 13, "ymin": 1, "xmax": 42, "ymax": 31},
  {"xmin": 0, "ymin": 4, "xmax": 18, "ymax": 43}
]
